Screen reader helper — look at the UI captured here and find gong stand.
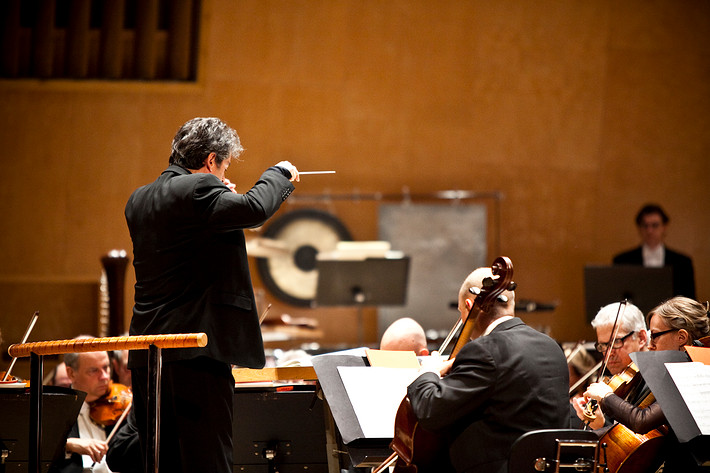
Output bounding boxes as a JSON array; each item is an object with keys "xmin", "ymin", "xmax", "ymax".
[{"xmin": 8, "ymin": 333, "xmax": 208, "ymax": 473}]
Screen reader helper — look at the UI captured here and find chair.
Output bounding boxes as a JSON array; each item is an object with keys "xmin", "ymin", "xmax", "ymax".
[{"xmin": 508, "ymin": 429, "xmax": 600, "ymax": 472}]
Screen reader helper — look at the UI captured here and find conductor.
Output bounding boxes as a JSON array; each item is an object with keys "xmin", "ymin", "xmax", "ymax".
[{"xmin": 125, "ymin": 117, "xmax": 299, "ymax": 473}]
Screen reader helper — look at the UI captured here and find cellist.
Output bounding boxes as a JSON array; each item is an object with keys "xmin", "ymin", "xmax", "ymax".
[
  {"xmin": 405, "ymin": 265, "xmax": 570, "ymax": 473},
  {"xmin": 581, "ymin": 296, "xmax": 710, "ymax": 473}
]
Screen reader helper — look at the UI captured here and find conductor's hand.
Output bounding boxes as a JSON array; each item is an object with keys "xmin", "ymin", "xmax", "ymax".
[
  {"xmin": 275, "ymin": 161, "xmax": 300, "ymax": 182},
  {"xmin": 66, "ymin": 437, "xmax": 108, "ymax": 462},
  {"xmin": 222, "ymin": 178, "xmax": 238, "ymax": 193}
]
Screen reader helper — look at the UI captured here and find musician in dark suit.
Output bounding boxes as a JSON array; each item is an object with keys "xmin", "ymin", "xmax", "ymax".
[
  {"xmin": 406, "ymin": 266, "xmax": 570, "ymax": 473},
  {"xmin": 125, "ymin": 117, "xmax": 299, "ymax": 473},
  {"xmin": 613, "ymin": 203, "xmax": 695, "ymax": 299}
]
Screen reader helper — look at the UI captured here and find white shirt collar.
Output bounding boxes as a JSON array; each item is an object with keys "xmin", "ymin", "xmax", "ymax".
[
  {"xmin": 642, "ymin": 244, "xmax": 665, "ymax": 267},
  {"xmin": 483, "ymin": 315, "xmax": 514, "ymax": 336}
]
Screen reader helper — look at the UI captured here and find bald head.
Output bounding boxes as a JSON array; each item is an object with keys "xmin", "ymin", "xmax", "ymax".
[
  {"xmin": 380, "ymin": 317, "xmax": 429, "ymax": 356},
  {"xmin": 458, "ymin": 267, "xmax": 516, "ymax": 318}
]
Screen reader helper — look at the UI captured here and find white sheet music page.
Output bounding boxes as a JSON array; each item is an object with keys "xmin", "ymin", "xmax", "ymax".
[
  {"xmin": 665, "ymin": 362, "xmax": 710, "ymax": 434},
  {"xmin": 337, "ymin": 366, "xmax": 420, "ymax": 439}
]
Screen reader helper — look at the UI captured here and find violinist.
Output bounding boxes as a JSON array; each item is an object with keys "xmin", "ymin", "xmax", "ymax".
[
  {"xmin": 405, "ymin": 266, "xmax": 570, "ymax": 473},
  {"xmin": 581, "ymin": 297, "xmax": 710, "ymax": 473},
  {"xmin": 52, "ymin": 349, "xmax": 115, "ymax": 473},
  {"xmin": 45, "ymin": 361, "xmax": 72, "ymax": 388},
  {"xmin": 571, "ymin": 302, "xmax": 649, "ymax": 429}
]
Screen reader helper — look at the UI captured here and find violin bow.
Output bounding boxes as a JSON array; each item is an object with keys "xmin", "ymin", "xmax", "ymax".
[
  {"xmin": 2, "ymin": 311, "xmax": 39, "ymax": 381},
  {"xmin": 596, "ymin": 300, "xmax": 628, "ymax": 382},
  {"xmin": 582, "ymin": 300, "xmax": 627, "ymax": 425},
  {"xmin": 92, "ymin": 401, "xmax": 133, "ymax": 468}
]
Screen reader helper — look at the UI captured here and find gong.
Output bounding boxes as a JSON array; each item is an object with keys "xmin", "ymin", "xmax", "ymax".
[{"xmin": 256, "ymin": 209, "xmax": 353, "ymax": 306}]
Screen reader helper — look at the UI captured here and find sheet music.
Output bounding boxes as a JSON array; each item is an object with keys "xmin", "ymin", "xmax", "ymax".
[
  {"xmin": 665, "ymin": 362, "xmax": 710, "ymax": 435},
  {"xmin": 337, "ymin": 366, "xmax": 420, "ymax": 438}
]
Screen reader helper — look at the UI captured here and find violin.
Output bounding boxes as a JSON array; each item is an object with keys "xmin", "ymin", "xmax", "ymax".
[
  {"xmin": 605, "ymin": 362, "xmax": 643, "ymax": 401},
  {"xmin": 375, "ymin": 256, "xmax": 515, "ymax": 473},
  {"xmin": 0, "ymin": 371, "xmax": 29, "ymax": 386},
  {"xmin": 89, "ymin": 381, "xmax": 132, "ymax": 427}
]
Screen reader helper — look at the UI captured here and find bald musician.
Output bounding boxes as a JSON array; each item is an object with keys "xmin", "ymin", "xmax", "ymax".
[
  {"xmin": 380, "ymin": 317, "xmax": 430, "ymax": 356},
  {"xmin": 405, "ymin": 266, "xmax": 570, "ymax": 473}
]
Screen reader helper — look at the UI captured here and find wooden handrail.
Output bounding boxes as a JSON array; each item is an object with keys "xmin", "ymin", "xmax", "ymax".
[{"xmin": 8, "ymin": 333, "xmax": 207, "ymax": 358}]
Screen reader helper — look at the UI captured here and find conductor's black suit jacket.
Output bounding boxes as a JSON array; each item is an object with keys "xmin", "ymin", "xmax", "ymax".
[
  {"xmin": 407, "ymin": 318, "xmax": 570, "ymax": 473},
  {"xmin": 125, "ymin": 164, "xmax": 294, "ymax": 369},
  {"xmin": 613, "ymin": 246, "xmax": 696, "ymax": 299}
]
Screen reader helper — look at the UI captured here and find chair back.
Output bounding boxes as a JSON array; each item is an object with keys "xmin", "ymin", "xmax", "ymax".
[{"xmin": 508, "ymin": 429, "xmax": 599, "ymax": 473}]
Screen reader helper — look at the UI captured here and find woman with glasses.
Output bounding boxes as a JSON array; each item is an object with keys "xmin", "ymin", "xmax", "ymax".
[{"xmin": 583, "ymin": 297, "xmax": 710, "ymax": 472}]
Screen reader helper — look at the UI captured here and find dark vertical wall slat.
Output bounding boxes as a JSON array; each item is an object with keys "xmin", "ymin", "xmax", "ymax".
[
  {"xmin": 5, "ymin": 0, "xmax": 199, "ymax": 81},
  {"xmin": 100, "ymin": 0, "xmax": 125, "ymax": 79},
  {"xmin": 167, "ymin": 0, "xmax": 192, "ymax": 80},
  {"xmin": 134, "ymin": 0, "xmax": 159, "ymax": 79},
  {"xmin": 31, "ymin": 0, "xmax": 55, "ymax": 78},
  {"xmin": 0, "ymin": 0, "xmax": 22, "ymax": 77},
  {"xmin": 66, "ymin": 0, "xmax": 92, "ymax": 78}
]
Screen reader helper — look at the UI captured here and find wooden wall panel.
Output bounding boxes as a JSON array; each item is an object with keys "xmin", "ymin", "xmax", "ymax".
[{"xmin": 0, "ymin": 0, "xmax": 708, "ymax": 350}]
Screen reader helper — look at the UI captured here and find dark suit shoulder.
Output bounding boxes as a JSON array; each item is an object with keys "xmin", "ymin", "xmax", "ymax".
[
  {"xmin": 664, "ymin": 247, "xmax": 693, "ymax": 264},
  {"xmin": 613, "ymin": 247, "xmax": 642, "ymax": 264}
]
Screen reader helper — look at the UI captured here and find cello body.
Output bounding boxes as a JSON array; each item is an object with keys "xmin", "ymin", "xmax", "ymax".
[
  {"xmin": 389, "ymin": 398, "xmax": 450, "ymax": 473},
  {"xmin": 600, "ymin": 423, "xmax": 667, "ymax": 473}
]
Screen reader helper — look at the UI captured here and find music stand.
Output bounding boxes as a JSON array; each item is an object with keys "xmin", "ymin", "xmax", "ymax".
[
  {"xmin": 0, "ymin": 387, "xmax": 85, "ymax": 473},
  {"xmin": 583, "ymin": 265, "xmax": 673, "ymax": 322},
  {"xmin": 313, "ymin": 257, "xmax": 410, "ymax": 345},
  {"xmin": 232, "ymin": 385, "xmax": 330, "ymax": 472}
]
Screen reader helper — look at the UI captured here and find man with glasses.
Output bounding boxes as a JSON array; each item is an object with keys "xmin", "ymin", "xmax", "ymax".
[
  {"xmin": 571, "ymin": 301, "xmax": 649, "ymax": 429},
  {"xmin": 613, "ymin": 203, "xmax": 695, "ymax": 299}
]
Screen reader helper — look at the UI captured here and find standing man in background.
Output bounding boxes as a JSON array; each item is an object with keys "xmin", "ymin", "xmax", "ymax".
[
  {"xmin": 125, "ymin": 117, "xmax": 299, "ymax": 473},
  {"xmin": 613, "ymin": 203, "xmax": 695, "ymax": 298}
]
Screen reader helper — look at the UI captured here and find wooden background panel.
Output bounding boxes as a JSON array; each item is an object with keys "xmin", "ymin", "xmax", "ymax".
[
  {"xmin": 0, "ymin": 280, "xmax": 100, "ymax": 379},
  {"xmin": 0, "ymin": 0, "xmax": 708, "ymax": 349}
]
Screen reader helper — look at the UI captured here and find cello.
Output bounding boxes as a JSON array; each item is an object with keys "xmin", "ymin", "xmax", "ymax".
[{"xmin": 374, "ymin": 256, "xmax": 515, "ymax": 473}]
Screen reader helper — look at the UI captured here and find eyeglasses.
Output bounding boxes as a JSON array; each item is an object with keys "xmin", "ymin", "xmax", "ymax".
[
  {"xmin": 595, "ymin": 331, "xmax": 635, "ymax": 353},
  {"xmin": 649, "ymin": 328, "xmax": 678, "ymax": 345}
]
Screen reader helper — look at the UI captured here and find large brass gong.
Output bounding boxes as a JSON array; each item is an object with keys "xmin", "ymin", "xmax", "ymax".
[{"xmin": 256, "ymin": 209, "xmax": 352, "ymax": 306}]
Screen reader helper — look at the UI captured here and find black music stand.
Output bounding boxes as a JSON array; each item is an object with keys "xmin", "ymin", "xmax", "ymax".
[
  {"xmin": 0, "ymin": 386, "xmax": 84, "ymax": 473},
  {"xmin": 583, "ymin": 265, "xmax": 672, "ymax": 322},
  {"xmin": 311, "ymin": 353, "xmax": 393, "ymax": 469},
  {"xmin": 313, "ymin": 257, "xmax": 410, "ymax": 345},
  {"xmin": 631, "ymin": 351, "xmax": 710, "ymax": 467},
  {"xmin": 232, "ymin": 385, "xmax": 330, "ymax": 472}
]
